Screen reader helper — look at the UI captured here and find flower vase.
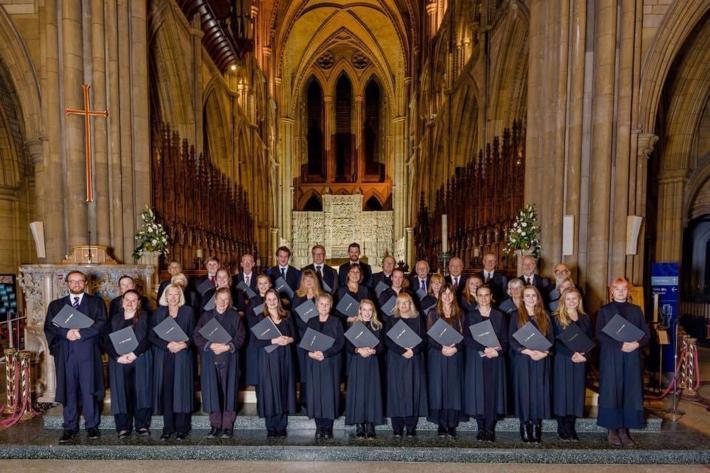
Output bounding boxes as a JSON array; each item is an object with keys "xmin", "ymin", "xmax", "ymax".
[
  {"xmin": 138, "ymin": 250, "xmax": 161, "ymax": 288},
  {"xmin": 515, "ymin": 248, "xmax": 535, "ymax": 276}
]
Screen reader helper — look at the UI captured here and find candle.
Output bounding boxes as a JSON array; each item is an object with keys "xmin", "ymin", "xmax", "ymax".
[
  {"xmin": 441, "ymin": 214, "xmax": 448, "ymax": 254},
  {"xmin": 653, "ymin": 293, "xmax": 659, "ymax": 323},
  {"xmin": 196, "ymin": 248, "xmax": 203, "ymax": 259}
]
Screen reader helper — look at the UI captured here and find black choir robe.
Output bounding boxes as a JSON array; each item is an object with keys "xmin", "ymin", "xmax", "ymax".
[
  {"xmin": 371, "ymin": 271, "xmax": 393, "ymax": 289},
  {"xmin": 345, "ymin": 321, "xmax": 384, "ymax": 425},
  {"xmin": 596, "ymin": 301, "xmax": 650, "ymax": 429},
  {"xmin": 150, "ymin": 305, "xmax": 195, "ymax": 414},
  {"xmin": 254, "ymin": 316, "xmax": 297, "ymax": 418},
  {"xmin": 302, "ymin": 264, "xmax": 338, "ymax": 294},
  {"xmin": 109, "ymin": 294, "xmax": 152, "ymax": 318},
  {"xmin": 459, "ymin": 295, "xmax": 478, "ymax": 314},
  {"xmin": 377, "ymin": 287, "xmax": 409, "ymax": 322},
  {"xmin": 244, "ymin": 294, "xmax": 266, "ymax": 386},
  {"xmin": 232, "ymin": 272, "xmax": 258, "ymax": 312},
  {"xmin": 266, "ymin": 265, "xmax": 302, "ymax": 305},
  {"xmin": 194, "ymin": 307, "xmax": 245, "ymax": 413},
  {"xmin": 301, "ymin": 315, "xmax": 344, "ymax": 420},
  {"xmin": 509, "ymin": 311, "xmax": 554, "ymax": 421},
  {"xmin": 385, "ymin": 315, "xmax": 428, "ymax": 418},
  {"xmin": 478, "ymin": 271, "xmax": 509, "ymax": 306},
  {"xmin": 292, "ymin": 294, "xmax": 316, "ymax": 383},
  {"xmin": 338, "ymin": 261, "xmax": 373, "ymax": 287},
  {"xmin": 44, "ymin": 293, "xmax": 107, "ymax": 407},
  {"xmin": 103, "ymin": 310, "xmax": 154, "ymax": 415},
  {"xmin": 518, "ymin": 274, "xmax": 552, "ymax": 303},
  {"xmin": 463, "ymin": 308, "xmax": 508, "ymax": 418},
  {"xmin": 409, "ymin": 275, "xmax": 430, "ymax": 296},
  {"xmin": 552, "ymin": 314, "xmax": 593, "ymax": 418},
  {"xmin": 335, "ymin": 285, "xmax": 372, "ymax": 323},
  {"xmin": 426, "ymin": 311, "xmax": 465, "ymax": 421}
]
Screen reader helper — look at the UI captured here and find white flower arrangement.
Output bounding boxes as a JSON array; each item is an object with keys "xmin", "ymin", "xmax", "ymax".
[
  {"xmin": 504, "ymin": 204, "xmax": 541, "ymax": 257},
  {"xmin": 133, "ymin": 206, "xmax": 170, "ymax": 260}
]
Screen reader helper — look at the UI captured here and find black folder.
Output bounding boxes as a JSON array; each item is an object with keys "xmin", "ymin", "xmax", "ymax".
[
  {"xmin": 557, "ymin": 322, "xmax": 595, "ymax": 353},
  {"xmin": 294, "ymin": 299, "xmax": 318, "ymax": 323},
  {"xmin": 274, "ymin": 277, "xmax": 294, "ymax": 299},
  {"xmin": 198, "ymin": 318, "xmax": 232, "ymax": 344},
  {"xmin": 374, "ymin": 281, "xmax": 389, "ymax": 298},
  {"xmin": 498, "ymin": 298, "xmax": 517, "ymax": 314},
  {"xmin": 153, "ymin": 316, "xmax": 189, "ymax": 342},
  {"xmin": 512, "ymin": 321, "xmax": 552, "ymax": 351},
  {"xmin": 421, "ymin": 298, "xmax": 436, "ymax": 315},
  {"xmin": 344, "ymin": 321, "xmax": 379, "ymax": 348},
  {"xmin": 197, "ymin": 279, "xmax": 214, "ymax": 296},
  {"xmin": 321, "ymin": 277, "xmax": 332, "ymax": 293},
  {"xmin": 251, "ymin": 303, "xmax": 265, "ymax": 316},
  {"xmin": 416, "ymin": 287, "xmax": 427, "ymax": 300},
  {"xmin": 250, "ymin": 316, "xmax": 280, "ymax": 340},
  {"xmin": 109, "ymin": 326, "xmax": 139, "ymax": 355},
  {"xmin": 601, "ymin": 314, "xmax": 645, "ymax": 343},
  {"xmin": 237, "ymin": 280, "xmax": 257, "ymax": 299},
  {"xmin": 299, "ymin": 327, "xmax": 335, "ymax": 352},
  {"xmin": 336, "ymin": 293, "xmax": 360, "ymax": 318},
  {"xmin": 386, "ymin": 319, "xmax": 423, "ymax": 349},
  {"xmin": 202, "ymin": 295, "xmax": 216, "ymax": 312},
  {"xmin": 380, "ymin": 295, "xmax": 397, "ymax": 317},
  {"xmin": 427, "ymin": 317, "xmax": 463, "ymax": 346},
  {"xmin": 52, "ymin": 304, "xmax": 94, "ymax": 329},
  {"xmin": 469, "ymin": 319, "xmax": 501, "ymax": 349}
]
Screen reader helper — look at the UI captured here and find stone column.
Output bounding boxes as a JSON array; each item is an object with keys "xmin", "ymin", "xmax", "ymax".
[
  {"xmin": 323, "ymin": 95, "xmax": 334, "ymax": 180},
  {"xmin": 354, "ymin": 94, "xmax": 364, "ymax": 181},
  {"xmin": 278, "ymin": 117, "xmax": 294, "ymax": 244},
  {"xmin": 655, "ymin": 169, "xmax": 688, "ymax": 262}
]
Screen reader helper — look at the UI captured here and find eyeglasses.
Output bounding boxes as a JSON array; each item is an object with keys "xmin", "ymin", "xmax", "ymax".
[{"xmin": 67, "ymin": 279, "xmax": 85, "ymax": 284}]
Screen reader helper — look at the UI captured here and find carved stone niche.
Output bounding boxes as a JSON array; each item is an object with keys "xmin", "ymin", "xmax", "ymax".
[{"xmin": 19, "ymin": 264, "xmax": 154, "ymax": 402}]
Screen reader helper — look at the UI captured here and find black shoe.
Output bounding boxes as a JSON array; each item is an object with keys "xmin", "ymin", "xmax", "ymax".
[
  {"xmin": 406, "ymin": 428, "xmax": 417, "ymax": 437},
  {"xmin": 476, "ymin": 429, "xmax": 485, "ymax": 441},
  {"xmin": 532, "ymin": 421, "xmax": 542, "ymax": 443},
  {"xmin": 366, "ymin": 424, "xmax": 376, "ymax": 439},
  {"xmin": 438, "ymin": 425, "xmax": 447, "ymax": 437},
  {"xmin": 176, "ymin": 432, "xmax": 187, "ymax": 440},
  {"xmin": 58, "ymin": 430, "xmax": 76, "ymax": 444},
  {"xmin": 325, "ymin": 428, "xmax": 334, "ymax": 439},
  {"xmin": 393, "ymin": 428, "xmax": 403, "ymax": 438},
  {"xmin": 557, "ymin": 418, "xmax": 570, "ymax": 440},
  {"xmin": 278, "ymin": 429, "xmax": 288, "ymax": 437},
  {"xmin": 519, "ymin": 422, "xmax": 530, "ymax": 442},
  {"xmin": 87, "ymin": 428, "xmax": 100, "ymax": 439},
  {"xmin": 567, "ymin": 417, "xmax": 579, "ymax": 441},
  {"xmin": 356, "ymin": 424, "xmax": 366, "ymax": 438},
  {"xmin": 448, "ymin": 427, "xmax": 457, "ymax": 438},
  {"xmin": 160, "ymin": 432, "xmax": 172, "ymax": 441},
  {"xmin": 118, "ymin": 430, "xmax": 130, "ymax": 439},
  {"xmin": 486, "ymin": 430, "xmax": 496, "ymax": 442},
  {"xmin": 315, "ymin": 428, "xmax": 324, "ymax": 439},
  {"xmin": 267, "ymin": 429, "xmax": 275, "ymax": 438},
  {"xmin": 137, "ymin": 428, "xmax": 150, "ymax": 437},
  {"xmin": 207, "ymin": 427, "xmax": 221, "ymax": 438},
  {"xmin": 221, "ymin": 429, "xmax": 234, "ymax": 438}
]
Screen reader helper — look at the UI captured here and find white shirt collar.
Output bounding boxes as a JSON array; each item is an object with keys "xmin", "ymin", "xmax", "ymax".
[{"xmin": 70, "ymin": 293, "xmax": 85, "ymax": 305}]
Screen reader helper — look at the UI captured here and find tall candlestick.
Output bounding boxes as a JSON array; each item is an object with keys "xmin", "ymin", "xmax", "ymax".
[
  {"xmin": 441, "ymin": 214, "xmax": 448, "ymax": 254},
  {"xmin": 653, "ymin": 293, "xmax": 659, "ymax": 323},
  {"xmin": 196, "ymin": 248, "xmax": 203, "ymax": 259}
]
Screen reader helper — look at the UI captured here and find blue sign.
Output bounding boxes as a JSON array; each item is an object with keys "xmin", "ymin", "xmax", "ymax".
[{"xmin": 651, "ymin": 262, "xmax": 680, "ymax": 372}]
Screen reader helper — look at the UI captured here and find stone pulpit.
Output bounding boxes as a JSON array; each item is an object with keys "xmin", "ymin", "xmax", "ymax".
[{"xmin": 18, "ymin": 264, "xmax": 154, "ymax": 403}]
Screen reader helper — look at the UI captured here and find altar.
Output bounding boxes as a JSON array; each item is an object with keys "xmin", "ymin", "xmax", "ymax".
[{"xmin": 18, "ymin": 264, "xmax": 154, "ymax": 402}]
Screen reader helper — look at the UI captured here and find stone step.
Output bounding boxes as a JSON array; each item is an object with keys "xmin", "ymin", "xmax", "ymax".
[{"xmin": 42, "ymin": 406, "xmax": 662, "ymax": 432}]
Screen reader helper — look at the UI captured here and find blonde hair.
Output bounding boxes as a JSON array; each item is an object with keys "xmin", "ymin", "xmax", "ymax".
[
  {"xmin": 171, "ymin": 273, "xmax": 188, "ymax": 288},
  {"xmin": 555, "ymin": 288, "xmax": 586, "ymax": 328},
  {"xmin": 428, "ymin": 273, "xmax": 444, "ymax": 296},
  {"xmin": 394, "ymin": 292, "xmax": 419, "ymax": 319},
  {"xmin": 296, "ymin": 269, "xmax": 323, "ymax": 298},
  {"xmin": 356, "ymin": 299, "xmax": 382, "ymax": 330},
  {"xmin": 159, "ymin": 283, "xmax": 186, "ymax": 307},
  {"xmin": 462, "ymin": 275, "xmax": 483, "ymax": 305}
]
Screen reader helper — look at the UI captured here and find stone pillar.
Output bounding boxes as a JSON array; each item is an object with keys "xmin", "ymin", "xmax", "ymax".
[
  {"xmin": 323, "ymin": 95, "xmax": 334, "ymax": 180},
  {"xmin": 355, "ymin": 94, "xmax": 364, "ymax": 181},
  {"xmin": 655, "ymin": 169, "xmax": 689, "ymax": 262},
  {"xmin": 278, "ymin": 117, "xmax": 295, "ymax": 243}
]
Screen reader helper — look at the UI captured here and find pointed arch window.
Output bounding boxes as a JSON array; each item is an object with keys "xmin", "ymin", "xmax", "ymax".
[
  {"xmin": 364, "ymin": 77, "xmax": 385, "ymax": 181},
  {"xmin": 306, "ymin": 77, "xmax": 325, "ymax": 180},
  {"xmin": 334, "ymin": 73, "xmax": 354, "ymax": 182}
]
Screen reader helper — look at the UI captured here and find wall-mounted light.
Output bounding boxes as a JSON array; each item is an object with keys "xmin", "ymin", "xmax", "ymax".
[{"xmin": 230, "ymin": 64, "xmax": 238, "ymax": 72}]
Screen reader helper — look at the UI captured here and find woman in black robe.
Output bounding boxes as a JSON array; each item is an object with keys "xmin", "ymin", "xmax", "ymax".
[
  {"xmin": 345, "ymin": 299, "xmax": 384, "ymax": 438},
  {"xmin": 301, "ymin": 293, "xmax": 345, "ymax": 439},
  {"xmin": 418, "ymin": 273, "xmax": 443, "ymax": 316},
  {"xmin": 103, "ymin": 289, "xmax": 153, "ymax": 438},
  {"xmin": 244, "ymin": 274, "xmax": 272, "ymax": 387},
  {"xmin": 596, "ymin": 277, "xmax": 650, "ymax": 447},
  {"xmin": 151, "ymin": 284, "xmax": 195, "ymax": 440},
  {"xmin": 254, "ymin": 289, "xmax": 297, "ymax": 437},
  {"xmin": 198, "ymin": 268, "xmax": 232, "ymax": 312},
  {"xmin": 193, "ymin": 288, "xmax": 245, "ymax": 438},
  {"xmin": 463, "ymin": 285, "xmax": 508, "ymax": 442},
  {"xmin": 552, "ymin": 287, "xmax": 593, "ymax": 441},
  {"xmin": 509, "ymin": 285, "xmax": 553, "ymax": 443},
  {"xmin": 292, "ymin": 269, "xmax": 322, "ymax": 409},
  {"xmin": 498, "ymin": 278, "xmax": 524, "ymax": 317},
  {"xmin": 460, "ymin": 275, "xmax": 483, "ymax": 314},
  {"xmin": 426, "ymin": 285, "xmax": 465, "ymax": 437},
  {"xmin": 385, "ymin": 292, "xmax": 427, "ymax": 437},
  {"xmin": 335, "ymin": 265, "xmax": 371, "ymax": 325},
  {"xmin": 377, "ymin": 269, "xmax": 408, "ymax": 322}
]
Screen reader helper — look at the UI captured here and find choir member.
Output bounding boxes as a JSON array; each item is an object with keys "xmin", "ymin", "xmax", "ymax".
[
  {"xmin": 518, "ymin": 255, "xmax": 551, "ymax": 303},
  {"xmin": 254, "ymin": 289, "xmax": 297, "ymax": 437},
  {"xmin": 193, "ymin": 287, "xmax": 245, "ymax": 438},
  {"xmin": 371, "ymin": 255, "xmax": 396, "ymax": 288},
  {"xmin": 233, "ymin": 253, "xmax": 257, "ymax": 312},
  {"xmin": 385, "ymin": 292, "xmax": 428, "ymax": 437},
  {"xmin": 419, "ymin": 273, "xmax": 443, "ymax": 315},
  {"xmin": 596, "ymin": 278, "xmax": 650, "ymax": 447},
  {"xmin": 509, "ymin": 286, "xmax": 553, "ymax": 443},
  {"xmin": 464, "ymin": 285, "xmax": 508, "ymax": 441},
  {"xmin": 199, "ymin": 268, "xmax": 232, "ymax": 311},
  {"xmin": 151, "ymin": 284, "xmax": 195, "ymax": 441},
  {"xmin": 547, "ymin": 277, "xmax": 575, "ymax": 313},
  {"xmin": 45, "ymin": 271, "xmax": 107, "ymax": 443},
  {"xmin": 157, "ymin": 260, "xmax": 182, "ymax": 302},
  {"xmin": 460, "ymin": 275, "xmax": 483, "ymax": 313},
  {"xmin": 377, "ymin": 268, "xmax": 408, "ymax": 320},
  {"xmin": 478, "ymin": 253, "xmax": 509, "ymax": 304},
  {"xmin": 193, "ymin": 256, "xmax": 220, "ymax": 290},
  {"xmin": 170, "ymin": 272, "xmax": 199, "ymax": 311},
  {"xmin": 499, "ymin": 278, "xmax": 524, "ymax": 317},
  {"xmin": 444, "ymin": 257, "xmax": 465, "ymax": 296},
  {"xmin": 302, "ymin": 244, "xmax": 338, "ymax": 294},
  {"xmin": 292, "ymin": 269, "xmax": 323, "ymax": 407},
  {"xmin": 552, "ymin": 287, "xmax": 592, "ymax": 441},
  {"xmin": 244, "ymin": 274, "xmax": 273, "ymax": 387},
  {"xmin": 266, "ymin": 246, "xmax": 301, "ymax": 307},
  {"xmin": 302, "ymin": 293, "xmax": 345, "ymax": 439},
  {"xmin": 104, "ymin": 289, "xmax": 154, "ymax": 438},
  {"xmin": 426, "ymin": 285, "xmax": 465, "ymax": 437},
  {"xmin": 345, "ymin": 299, "xmax": 385, "ymax": 438},
  {"xmin": 109, "ymin": 275, "xmax": 151, "ymax": 318},
  {"xmin": 409, "ymin": 260, "xmax": 431, "ymax": 296},
  {"xmin": 338, "ymin": 242, "xmax": 373, "ymax": 287},
  {"xmin": 335, "ymin": 265, "xmax": 371, "ymax": 325}
]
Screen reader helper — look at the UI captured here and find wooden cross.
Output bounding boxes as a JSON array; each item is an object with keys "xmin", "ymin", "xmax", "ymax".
[{"xmin": 65, "ymin": 84, "xmax": 108, "ymax": 202}]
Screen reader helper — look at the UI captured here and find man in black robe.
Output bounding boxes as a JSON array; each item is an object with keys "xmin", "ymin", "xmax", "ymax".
[
  {"xmin": 518, "ymin": 255, "xmax": 551, "ymax": 303},
  {"xmin": 232, "ymin": 253, "xmax": 258, "ymax": 311},
  {"xmin": 477, "ymin": 253, "xmax": 508, "ymax": 305},
  {"xmin": 444, "ymin": 257, "xmax": 465, "ymax": 297},
  {"xmin": 302, "ymin": 244, "xmax": 338, "ymax": 294},
  {"xmin": 157, "ymin": 260, "xmax": 183, "ymax": 301},
  {"xmin": 109, "ymin": 275, "xmax": 151, "ymax": 317},
  {"xmin": 409, "ymin": 260, "xmax": 431, "ymax": 297},
  {"xmin": 44, "ymin": 270, "xmax": 107, "ymax": 443},
  {"xmin": 371, "ymin": 255, "xmax": 396, "ymax": 289},
  {"xmin": 338, "ymin": 242, "xmax": 372, "ymax": 287},
  {"xmin": 266, "ymin": 246, "xmax": 301, "ymax": 306}
]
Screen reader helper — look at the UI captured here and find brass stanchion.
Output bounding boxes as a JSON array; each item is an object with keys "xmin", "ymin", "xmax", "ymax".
[
  {"xmin": 18, "ymin": 351, "xmax": 37, "ymax": 421},
  {"xmin": 2, "ymin": 348, "xmax": 18, "ymax": 415}
]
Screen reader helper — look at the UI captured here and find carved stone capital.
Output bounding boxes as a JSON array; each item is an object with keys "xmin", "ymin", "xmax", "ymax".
[{"xmin": 637, "ymin": 133, "xmax": 659, "ymax": 159}]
